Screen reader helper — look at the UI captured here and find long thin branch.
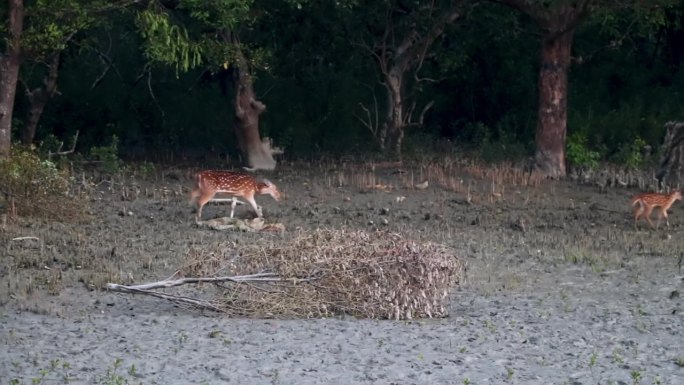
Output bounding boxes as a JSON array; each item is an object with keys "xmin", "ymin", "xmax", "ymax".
[
  {"xmin": 354, "ymin": 102, "xmax": 379, "ymax": 137},
  {"xmin": 48, "ymin": 130, "xmax": 79, "ymax": 158},
  {"xmin": 108, "ymin": 286, "xmax": 223, "ymax": 312},
  {"xmin": 404, "ymin": 100, "xmax": 435, "ymax": 128},
  {"xmin": 106, "ymin": 272, "xmax": 318, "ymax": 292},
  {"xmin": 146, "ymin": 67, "xmax": 165, "ymax": 118},
  {"xmin": 105, "ymin": 272, "xmax": 322, "ymax": 311},
  {"xmin": 91, "ymin": 45, "xmax": 121, "ymax": 89}
]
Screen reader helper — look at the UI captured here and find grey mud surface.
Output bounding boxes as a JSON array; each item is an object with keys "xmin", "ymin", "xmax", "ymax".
[{"xmin": 1, "ymin": 162, "xmax": 683, "ymax": 384}]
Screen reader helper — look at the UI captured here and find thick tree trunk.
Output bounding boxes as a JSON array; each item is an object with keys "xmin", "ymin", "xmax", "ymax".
[
  {"xmin": 232, "ymin": 49, "xmax": 276, "ymax": 170},
  {"xmin": 534, "ymin": 30, "xmax": 573, "ymax": 178},
  {"xmin": 0, "ymin": 0, "xmax": 25, "ymax": 158},
  {"xmin": 493, "ymin": 0, "xmax": 592, "ymax": 178},
  {"xmin": 21, "ymin": 52, "xmax": 61, "ymax": 146},
  {"xmin": 656, "ymin": 121, "xmax": 684, "ymax": 188}
]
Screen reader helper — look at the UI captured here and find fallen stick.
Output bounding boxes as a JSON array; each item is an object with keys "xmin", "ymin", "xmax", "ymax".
[
  {"xmin": 12, "ymin": 236, "xmax": 40, "ymax": 242},
  {"xmin": 105, "ymin": 273, "xmax": 319, "ymax": 311},
  {"xmin": 105, "ymin": 272, "xmax": 292, "ymax": 292},
  {"xmin": 107, "ymin": 286, "xmax": 223, "ymax": 312}
]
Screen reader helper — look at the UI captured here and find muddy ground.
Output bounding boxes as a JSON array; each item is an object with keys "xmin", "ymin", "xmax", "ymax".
[{"xmin": 1, "ymin": 160, "xmax": 683, "ymax": 384}]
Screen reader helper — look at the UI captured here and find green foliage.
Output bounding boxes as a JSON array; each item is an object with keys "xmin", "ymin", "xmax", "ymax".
[
  {"xmin": 6, "ymin": 0, "xmax": 684, "ymax": 163},
  {"xmin": 566, "ymin": 132, "xmax": 600, "ymax": 170},
  {"xmin": 0, "ymin": 147, "xmax": 68, "ymax": 199},
  {"xmin": 37, "ymin": 132, "xmax": 79, "ymax": 160},
  {"xmin": 196, "ymin": 38, "xmax": 240, "ymax": 72},
  {"xmin": 100, "ymin": 359, "xmax": 125, "ymax": 385},
  {"xmin": 135, "ymin": 10, "xmax": 203, "ymax": 74},
  {"xmin": 88, "ymin": 135, "xmax": 121, "ymax": 174},
  {"xmin": 19, "ymin": 0, "xmax": 113, "ymax": 60},
  {"xmin": 135, "ymin": 0, "xmax": 258, "ymax": 74},
  {"xmin": 131, "ymin": 161, "xmax": 157, "ymax": 179},
  {"xmin": 590, "ymin": 0, "xmax": 679, "ymax": 42},
  {"xmin": 37, "ymin": 134, "xmax": 63, "ymax": 156},
  {"xmin": 614, "ymin": 137, "xmax": 647, "ymax": 168},
  {"xmin": 180, "ymin": 0, "xmax": 252, "ymax": 29},
  {"xmin": 0, "ymin": 147, "xmax": 84, "ymax": 220}
]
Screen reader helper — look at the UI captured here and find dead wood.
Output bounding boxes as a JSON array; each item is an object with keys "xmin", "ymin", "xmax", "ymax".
[
  {"xmin": 107, "ymin": 230, "xmax": 463, "ymax": 319},
  {"xmin": 657, "ymin": 121, "xmax": 684, "ymax": 188}
]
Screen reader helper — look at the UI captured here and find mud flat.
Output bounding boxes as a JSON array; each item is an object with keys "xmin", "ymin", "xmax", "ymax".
[{"xmin": 1, "ymin": 164, "xmax": 683, "ymax": 384}]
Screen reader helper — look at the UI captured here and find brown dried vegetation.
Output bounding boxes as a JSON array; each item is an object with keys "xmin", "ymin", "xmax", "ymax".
[
  {"xmin": 0, "ymin": 148, "xmax": 87, "ymax": 221},
  {"xmin": 181, "ymin": 229, "xmax": 464, "ymax": 319}
]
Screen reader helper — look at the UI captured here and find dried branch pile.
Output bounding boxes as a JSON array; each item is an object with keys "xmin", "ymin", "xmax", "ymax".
[{"xmin": 180, "ymin": 229, "xmax": 464, "ymax": 319}]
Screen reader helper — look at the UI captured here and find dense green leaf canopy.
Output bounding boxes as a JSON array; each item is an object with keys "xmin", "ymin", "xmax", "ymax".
[{"xmin": 1, "ymin": 0, "xmax": 682, "ymax": 162}]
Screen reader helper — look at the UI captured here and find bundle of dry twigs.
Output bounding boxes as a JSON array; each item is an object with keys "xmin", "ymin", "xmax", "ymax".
[{"xmin": 177, "ymin": 229, "xmax": 464, "ymax": 319}]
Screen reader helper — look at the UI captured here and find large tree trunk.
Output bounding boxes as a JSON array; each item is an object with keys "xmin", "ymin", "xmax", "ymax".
[
  {"xmin": 21, "ymin": 51, "xmax": 61, "ymax": 146},
  {"xmin": 656, "ymin": 121, "xmax": 684, "ymax": 188},
  {"xmin": 534, "ymin": 30, "xmax": 573, "ymax": 178},
  {"xmin": 0, "ymin": 0, "xmax": 25, "ymax": 159},
  {"xmin": 493, "ymin": 0, "xmax": 592, "ymax": 178},
  {"xmin": 232, "ymin": 47, "xmax": 276, "ymax": 170}
]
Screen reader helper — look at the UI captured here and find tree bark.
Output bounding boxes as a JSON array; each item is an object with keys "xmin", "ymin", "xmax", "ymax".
[
  {"xmin": 656, "ymin": 121, "xmax": 684, "ymax": 188},
  {"xmin": 0, "ymin": 0, "xmax": 25, "ymax": 158},
  {"xmin": 21, "ymin": 52, "xmax": 62, "ymax": 146},
  {"xmin": 534, "ymin": 30, "xmax": 574, "ymax": 178},
  {"xmin": 493, "ymin": 0, "xmax": 592, "ymax": 178},
  {"xmin": 382, "ymin": 69, "xmax": 404, "ymax": 155},
  {"xmin": 232, "ymin": 46, "xmax": 276, "ymax": 170},
  {"xmin": 373, "ymin": 5, "xmax": 462, "ymax": 157}
]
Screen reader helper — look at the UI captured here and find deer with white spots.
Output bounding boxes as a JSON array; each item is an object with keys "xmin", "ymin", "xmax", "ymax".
[{"xmin": 190, "ymin": 170, "xmax": 281, "ymax": 222}]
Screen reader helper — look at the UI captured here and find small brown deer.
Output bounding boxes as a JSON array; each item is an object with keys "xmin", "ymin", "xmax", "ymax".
[
  {"xmin": 631, "ymin": 190, "xmax": 682, "ymax": 229},
  {"xmin": 190, "ymin": 170, "xmax": 281, "ymax": 222}
]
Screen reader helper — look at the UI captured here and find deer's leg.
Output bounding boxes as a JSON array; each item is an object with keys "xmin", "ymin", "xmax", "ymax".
[
  {"xmin": 633, "ymin": 204, "xmax": 644, "ymax": 230},
  {"xmin": 244, "ymin": 194, "xmax": 262, "ymax": 218},
  {"xmin": 645, "ymin": 206, "xmax": 656, "ymax": 229},
  {"xmin": 660, "ymin": 207, "xmax": 670, "ymax": 228},
  {"xmin": 230, "ymin": 198, "xmax": 238, "ymax": 218},
  {"xmin": 189, "ymin": 189, "xmax": 200, "ymax": 205},
  {"xmin": 196, "ymin": 191, "xmax": 216, "ymax": 222}
]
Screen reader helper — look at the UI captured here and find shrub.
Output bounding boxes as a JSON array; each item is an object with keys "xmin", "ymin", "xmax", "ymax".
[
  {"xmin": 566, "ymin": 132, "xmax": 600, "ymax": 170},
  {"xmin": 613, "ymin": 136, "xmax": 647, "ymax": 169},
  {"xmin": 88, "ymin": 135, "xmax": 122, "ymax": 174},
  {"xmin": 0, "ymin": 147, "xmax": 84, "ymax": 219}
]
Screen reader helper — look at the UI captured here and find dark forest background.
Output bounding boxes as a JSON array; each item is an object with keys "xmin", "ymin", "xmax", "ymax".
[{"xmin": 3, "ymin": 0, "xmax": 684, "ymax": 169}]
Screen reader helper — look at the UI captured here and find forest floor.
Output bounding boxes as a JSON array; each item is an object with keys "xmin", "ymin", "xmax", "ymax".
[{"xmin": 1, "ymin": 159, "xmax": 683, "ymax": 385}]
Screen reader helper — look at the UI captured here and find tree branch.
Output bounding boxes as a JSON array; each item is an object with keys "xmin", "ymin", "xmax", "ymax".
[
  {"xmin": 105, "ymin": 272, "xmax": 321, "ymax": 311},
  {"xmin": 48, "ymin": 130, "xmax": 79, "ymax": 158}
]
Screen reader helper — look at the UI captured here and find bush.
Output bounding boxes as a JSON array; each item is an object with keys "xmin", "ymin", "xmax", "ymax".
[
  {"xmin": 613, "ymin": 136, "xmax": 647, "ymax": 169},
  {"xmin": 0, "ymin": 147, "xmax": 84, "ymax": 219},
  {"xmin": 88, "ymin": 135, "xmax": 122, "ymax": 174},
  {"xmin": 566, "ymin": 132, "xmax": 600, "ymax": 170}
]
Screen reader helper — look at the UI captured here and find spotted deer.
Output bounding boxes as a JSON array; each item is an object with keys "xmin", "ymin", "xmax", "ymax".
[
  {"xmin": 190, "ymin": 170, "xmax": 281, "ymax": 222},
  {"xmin": 631, "ymin": 190, "xmax": 682, "ymax": 229}
]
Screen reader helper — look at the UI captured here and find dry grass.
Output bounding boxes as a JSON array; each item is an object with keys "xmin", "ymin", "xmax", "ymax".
[
  {"xmin": 0, "ymin": 150, "xmax": 89, "ymax": 222},
  {"xmin": 313, "ymin": 156, "xmax": 543, "ymax": 202},
  {"xmin": 181, "ymin": 229, "xmax": 464, "ymax": 319}
]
